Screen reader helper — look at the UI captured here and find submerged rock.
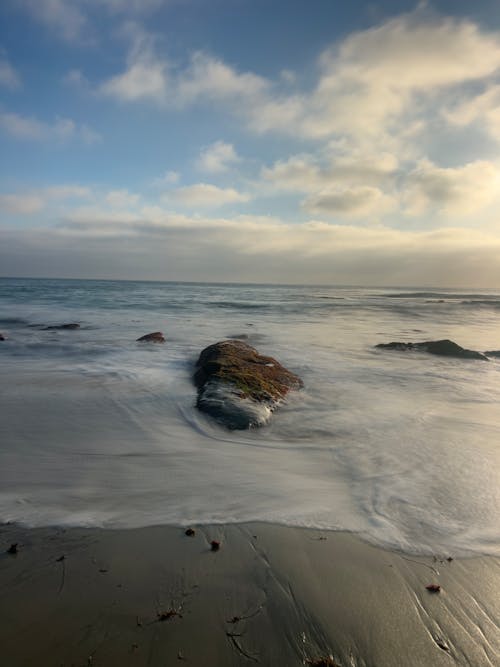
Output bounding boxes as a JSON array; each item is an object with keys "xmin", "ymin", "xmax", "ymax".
[
  {"xmin": 44, "ymin": 323, "xmax": 80, "ymax": 330},
  {"xmin": 136, "ymin": 331, "xmax": 165, "ymax": 343},
  {"xmin": 194, "ymin": 340, "xmax": 302, "ymax": 429},
  {"xmin": 376, "ymin": 339, "xmax": 488, "ymax": 360}
]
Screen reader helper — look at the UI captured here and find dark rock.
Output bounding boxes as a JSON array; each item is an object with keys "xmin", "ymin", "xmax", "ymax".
[
  {"xmin": 185, "ymin": 528, "xmax": 195, "ymax": 537},
  {"xmin": 136, "ymin": 331, "xmax": 165, "ymax": 343},
  {"xmin": 6, "ymin": 543, "xmax": 18, "ymax": 555},
  {"xmin": 485, "ymin": 350, "xmax": 500, "ymax": 358},
  {"xmin": 194, "ymin": 340, "xmax": 302, "ymax": 429},
  {"xmin": 0, "ymin": 333, "xmax": 5, "ymax": 341},
  {"xmin": 376, "ymin": 339, "xmax": 488, "ymax": 360},
  {"xmin": 210, "ymin": 540, "xmax": 220, "ymax": 551},
  {"xmin": 426, "ymin": 584, "xmax": 441, "ymax": 593},
  {"xmin": 44, "ymin": 323, "xmax": 80, "ymax": 330}
]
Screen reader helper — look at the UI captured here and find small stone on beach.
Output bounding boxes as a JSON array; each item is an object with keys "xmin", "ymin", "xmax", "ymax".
[{"xmin": 426, "ymin": 584, "xmax": 441, "ymax": 593}]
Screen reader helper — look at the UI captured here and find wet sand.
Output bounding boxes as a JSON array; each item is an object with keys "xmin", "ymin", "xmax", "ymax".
[{"xmin": 1, "ymin": 522, "xmax": 499, "ymax": 666}]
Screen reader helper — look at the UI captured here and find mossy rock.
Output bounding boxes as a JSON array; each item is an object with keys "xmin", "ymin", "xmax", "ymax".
[{"xmin": 194, "ymin": 340, "xmax": 302, "ymax": 429}]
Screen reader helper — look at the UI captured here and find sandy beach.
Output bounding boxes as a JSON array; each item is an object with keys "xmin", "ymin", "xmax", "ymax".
[{"xmin": 1, "ymin": 522, "xmax": 499, "ymax": 666}]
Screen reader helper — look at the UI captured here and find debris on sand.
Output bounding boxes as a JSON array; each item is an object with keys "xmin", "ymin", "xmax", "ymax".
[
  {"xmin": 426, "ymin": 584, "xmax": 441, "ymax": 593},
  {"xmin": 306, "ymin": 656, "xmax": 340, "ymax": 667},
  {"xmin": 158, "ymin": 608, "xmax": 182, "ymax": 621}
]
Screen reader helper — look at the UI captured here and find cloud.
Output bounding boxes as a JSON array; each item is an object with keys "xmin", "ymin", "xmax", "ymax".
[
  {"xmin": 196, "ymin": 141, "xmax": 240, "ymax": 173},
  {"xmin": 105, "ymin": 189, "xmax": 140, "ymax": 207},
  {"xmin": 175, "ymin": 52, "xmax": 268, "ymax": 106},
  {"xmin": 0, "ymin": 110, "xmax": 100, "ymax": 143},
  {"xmin": 153, "ymin": 170, "xmax": 180, "ymax": 186},
  {"xmin": 99, "ymin": 27, "xmax": 168, "ymax": 102},
  {"xmin": 444, "ymin": 84, "xmax": 500, "ymax": 141},
  {"xmin": 19, "ymin": 0, "xmax": 88, "ymax": 42},
  {"xmin": 165, "ymin": 183, "xmax": 250, "ymax": 208},
  {"xmin": 0, "ymin": 184, "xmax": 91, "ymax": 216},
  {"xmin": 3, "ymin": 211, "xmax": 500, "ymax": 286},
  {"xmin": 98, "ymin": 27, "xmax": 269, "ymax": 108},
  {"xmin": 0, "ymin": 194, "xmax": 45, "ymax": 215},
  {"xmin": 93, "ymin": 10, "xmax": 500, "ymax": 162},
  {"xmin": 248, "ymin": 13, "xmax": 500, "ymax": 140},
  {"xmin": 44, "ymin": 185, "xmax": 92, "ymax": 200},
  {"xmin": 0, "ymin": 55, "xmax": 21, "ymax": 89},
  {"xmin": 403, "ymin": 159, "xmax": 500, "ymax": 216},
  {"xmin": 15, "ymin": 0, "xmax": 167, "ymax": 41},
  {"xmin": 302, "ymin": 186, "xmax": 397, "ymax": 218},
  {"xmin": 95, "ymin": 0, "xmax": 166, "ymax": 13},
  {"xmin": 261, "ymin": 152, "xmax": 398, "ymax": 193}
]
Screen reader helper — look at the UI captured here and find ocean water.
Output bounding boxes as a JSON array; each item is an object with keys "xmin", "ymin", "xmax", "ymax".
[{"xmin": 1, "ymin": 277, "xmax": 500, "ymax": 557}]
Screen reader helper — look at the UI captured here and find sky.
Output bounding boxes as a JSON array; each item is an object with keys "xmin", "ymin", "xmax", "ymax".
[{"xmin": 1, "ymin": 0, "xmax": 500, "ymax": 286}]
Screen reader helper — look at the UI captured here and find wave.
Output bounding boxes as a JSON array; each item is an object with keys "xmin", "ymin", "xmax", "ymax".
[{"xmin": 383, "ymin": 292, "xmax": 499, "ymax": 300}]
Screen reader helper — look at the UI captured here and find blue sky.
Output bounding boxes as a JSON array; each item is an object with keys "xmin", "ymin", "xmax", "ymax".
[{"xmin": 1, "ymin": 0, "xmax": 500, "ymax": 285}]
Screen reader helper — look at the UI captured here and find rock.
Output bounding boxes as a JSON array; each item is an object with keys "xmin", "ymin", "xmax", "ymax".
[
  {"xmin": 136, "ymin": 331, "xmax": 165, "ymax": 343},
  {"xmin": 44, "ymin": 323, "xmax": 80, "ymax": 330},
  {"xmin": 376, "ymin": 339, "xmax": 488, "ymax": 360},
  {"xmin": 0, "ymin": 333, "xmax": 5, "ymax": 340},
  {"xmin": 485, "ymin": 350, "xmax": 500, "ymax": 358},
  {"xmin": 194, "ymin": 340, "xmax": 302, "ymax": 429}
]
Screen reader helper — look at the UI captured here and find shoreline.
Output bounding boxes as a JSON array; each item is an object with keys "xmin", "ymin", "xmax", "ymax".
[{"xmin": 1, "ymin": 522, "xmax": 499, "ymax": 666}]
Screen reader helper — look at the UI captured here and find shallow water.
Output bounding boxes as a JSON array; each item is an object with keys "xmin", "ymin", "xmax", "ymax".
[{"xmin": 1, "ymin": 277, "xmax": 500, "ymax": 556}]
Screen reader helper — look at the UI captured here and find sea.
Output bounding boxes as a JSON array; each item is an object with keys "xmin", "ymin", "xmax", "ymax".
[{"xmin": 1, "ymin": 277, "xmax": 500, "ymax": 557}]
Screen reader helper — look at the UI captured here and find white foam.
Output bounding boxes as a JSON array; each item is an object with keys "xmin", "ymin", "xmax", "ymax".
[{"xmin": 1, "ymin": 280, "xmax": 500, "ymax": 556}]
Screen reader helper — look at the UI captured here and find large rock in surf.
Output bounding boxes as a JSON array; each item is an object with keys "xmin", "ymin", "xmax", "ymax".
[
  {"xmin": 137, "ymin": 331, "xmax": 165, "ymax": 343},
  {"xmin": 376, "ymin": 339, "xmax": 488, "ymax": 360},
  {"xmin": 194, "ymin": 340, "xmax": 303, "ymax": 429}
]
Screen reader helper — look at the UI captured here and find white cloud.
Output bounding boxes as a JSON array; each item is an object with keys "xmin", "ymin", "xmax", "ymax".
[
  {"xmin": 15, "ymin": 0, "xmax": 166, "ymax": 42},
  {"xmin": 403, "ymin": 159, "xmax": 500, "ymax": 216},
  {"xmin": 99, "ymin": 24, "xmax": 169, "ymax": 102},
  {"xmin": 248, "ymin": 14, "xmax": 500, "ymax": 141},
  {"xmin": 0, "ymin": 111, "xmax": 47, "ymax": 140},
  {"xmin": 0, "ymin": 110, "xmax": 100, "ymax": 143},
  {"xmin": 0, "ymin": 185, "xmax": 91, "ymax": 216},
  {"xmin": 196, "ymin": 141, "xmax": 240, "ymax": 173},
  {"xmin": 99, "ymin": 30, "xmax": 268, "ymax": 108},
  {"xmin": 166, "ymin": 183, "xmax": 250, "ymax": 208},
  {"xmin": 444, "ymin": 84, "xmax": 500, "ymax": 141},
  {"xmin": 175, "ymin": 52, "xmax": 268, "ymax": 106},
  {"xmin": 0, "ymin": 56, "xmax": 21, "ymax": 89},
  {"xmin": 44, "ymin": 185, "xmax": 92, "ymax": 200},
  {"xmin": 105, "ymin": 189, "xmax": 140, "ymax": 208},
  {"xmin": 100, "ymin": 55, "xmax": 167, "ymax": 102},
  {"xmin": 0, "ymin": 194, "xmax": 45, "ymax": 215},
  {"xmin": 19, "ymin": 0, "xmax": 88, "ymax": 41}
]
